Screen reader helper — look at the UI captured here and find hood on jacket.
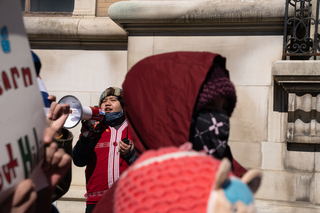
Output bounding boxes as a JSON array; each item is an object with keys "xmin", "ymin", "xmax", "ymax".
[{"xmin": 122, "ymin": 51, "xmax": 230, "ymax": 155}]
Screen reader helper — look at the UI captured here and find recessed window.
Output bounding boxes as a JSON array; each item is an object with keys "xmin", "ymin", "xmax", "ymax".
[{"xmin": 21, "ymin": 0, "xmax": 74, "ymax": 13}]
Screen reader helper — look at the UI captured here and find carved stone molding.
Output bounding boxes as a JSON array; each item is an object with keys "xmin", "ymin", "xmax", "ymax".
[
  {"xmin": 273, "ymin": 60, "xmax": 320, "ymax": 144},
  {"xmin": 23, "ymin": 17, "xmax": 128, "ymax": 49},
  {"xmin": 108, "ymin": 0, "xmax": 288, "ymax": 35}
]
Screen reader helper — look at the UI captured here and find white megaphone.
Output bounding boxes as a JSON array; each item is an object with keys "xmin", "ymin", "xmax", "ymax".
[{"xmin": 58, "ymin": 95, "xmax": 105, "ymax": 129}]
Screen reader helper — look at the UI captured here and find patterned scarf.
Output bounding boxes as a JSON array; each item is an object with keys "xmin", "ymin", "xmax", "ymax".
[{"xmin": 190, "ymin": 109, "xmax": 230, "ymax": 159}]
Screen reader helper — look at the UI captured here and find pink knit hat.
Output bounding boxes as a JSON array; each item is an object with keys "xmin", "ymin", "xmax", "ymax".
[{"xmin": 114, "ymin": 145, "xmax": 262, "ymax": 213}]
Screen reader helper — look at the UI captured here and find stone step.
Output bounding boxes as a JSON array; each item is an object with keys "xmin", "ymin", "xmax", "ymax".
[
  {"xmin": 55, "ymin": 185, "xmax": 86, "ymax": 213},
  {"xmin": 256, "ymin": 199, "xmax": 320, "ymax": 213}
]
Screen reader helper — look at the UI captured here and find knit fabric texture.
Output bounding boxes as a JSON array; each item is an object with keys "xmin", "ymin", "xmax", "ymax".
[
  {"xmin": 114, "ymin": 147, "xmax": 226, "ymax": 213},
  {"xmin": 196, "ymin": 66, "xmax": 237, "ymax": 117},
  {"xmin": 99, "ymin": 87, "xmax": 123, "ymax": 107}
]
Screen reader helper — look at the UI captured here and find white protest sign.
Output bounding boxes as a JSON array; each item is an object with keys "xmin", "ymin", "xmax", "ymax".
[{"xmin": 0, "ymin": 0, "xmax": 48, "ymax": 204}]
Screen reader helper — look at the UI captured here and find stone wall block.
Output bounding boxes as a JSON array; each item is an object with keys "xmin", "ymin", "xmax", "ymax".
[
  {"xmin": 295, "ymin": 174, "xmax": 313, "ymax": 202},
  {"xmin": 152, "ymin": 36, "xmax": 282, "ymax": 86},
  {"xmin": 314, "ymin": 146, "xmax": 320, "ymax": 172},
  {"xmin": 284, "ymin": 143, "xmax": 315, "ymax": 172},
  {"xmin": 127, "ymin": 36, "xmax": 154, "ymax": 70},
  {"xmin": 315, "ymin": 173, "xmax": 320, "ymax": 204},
  {"xmin": 261, "ymin": 142, "xmax": 284, "ymax": 170},
  {"xmin": 228, "ymin": 141, "xmax": 261, "ymax": 169},
  {"xmin": 254, "ymin": 170, "xmax": 295, "ymax": 201},
  {"xmin": 92, "ymin": 92, "xmax": 103, "ymax": 107},
  {"xmin": 230, "ymin": 86, "xmax": 269, "ymax": 143},
  {"xmin": 35, "ymin": 50, "xmax": 128, "ymax": 92},
  {"xmin": 310, "ymin": 174, "xmax": 316, "ymax": 203}
]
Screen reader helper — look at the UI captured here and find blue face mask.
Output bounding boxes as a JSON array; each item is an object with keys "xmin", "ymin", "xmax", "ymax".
[{"xmin": 103, "ymin": 110, "xmax": 124, "ymax": 126}]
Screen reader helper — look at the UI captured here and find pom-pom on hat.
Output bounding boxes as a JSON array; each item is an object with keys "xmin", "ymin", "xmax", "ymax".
[{"xmin": 99, "ymin": 87, "xmax": 123, "ymax": 107}]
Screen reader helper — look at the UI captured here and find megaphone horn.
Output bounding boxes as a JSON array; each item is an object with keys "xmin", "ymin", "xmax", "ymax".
[{"xmin": 58, "ymin": 95, "xmax": 105, "ymax": 129}]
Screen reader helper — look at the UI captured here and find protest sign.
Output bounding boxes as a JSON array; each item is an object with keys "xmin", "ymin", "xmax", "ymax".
[{"xmin": 0, "ymin": 0, "xmax": 48, "ymax": 204}]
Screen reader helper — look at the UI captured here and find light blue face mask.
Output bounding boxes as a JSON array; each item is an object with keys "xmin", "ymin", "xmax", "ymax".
[{"xmin": 103, "ymin": 110, "xmax": 124, "ymax": 126}]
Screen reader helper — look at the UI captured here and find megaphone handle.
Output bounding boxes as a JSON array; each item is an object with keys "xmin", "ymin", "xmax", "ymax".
[{"xmin": 81, "ymin": 120, "xmax": 101, "ymax": 133}]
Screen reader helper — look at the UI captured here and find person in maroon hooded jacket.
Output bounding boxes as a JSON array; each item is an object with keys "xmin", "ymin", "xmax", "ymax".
[{"xmin": 92, "ymin": 52, "xmax": 247, "ymax": 213}]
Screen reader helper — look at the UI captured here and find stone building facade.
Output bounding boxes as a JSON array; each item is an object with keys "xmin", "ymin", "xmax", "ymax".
[{"xmin": 23, "ymin": 0, "xmax": 320, "ymax": 212}]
